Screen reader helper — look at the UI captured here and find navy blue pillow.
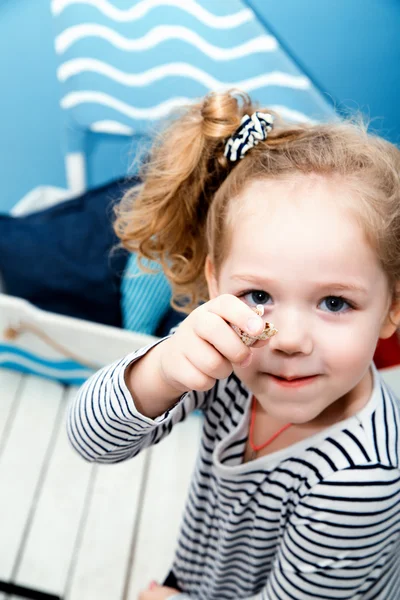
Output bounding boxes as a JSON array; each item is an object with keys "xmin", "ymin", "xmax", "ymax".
[{"xmin": 0, "ymin": 178, "xmax": 136, "ymax": 327}]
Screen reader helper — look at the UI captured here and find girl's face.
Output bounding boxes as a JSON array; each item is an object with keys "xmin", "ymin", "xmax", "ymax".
[{"xmin": 206, "ymin": 175, "xmax": 399, "ymax": 426}]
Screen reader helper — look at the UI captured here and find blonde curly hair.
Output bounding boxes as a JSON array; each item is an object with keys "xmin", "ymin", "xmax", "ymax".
[{"xmin": 114, "ymin": 90, "xmax": 400, "ymax": 313}]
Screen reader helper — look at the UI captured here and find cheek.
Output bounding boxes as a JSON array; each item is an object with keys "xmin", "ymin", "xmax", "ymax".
[{"xmin": 323, "ymin": 326, "xmax": 378, "ymax": 372}]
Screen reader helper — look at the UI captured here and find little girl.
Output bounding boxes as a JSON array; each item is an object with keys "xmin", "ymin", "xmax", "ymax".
[{"xmin": 68, "ymin": 90, "xmax": 400, "ymax": 599}]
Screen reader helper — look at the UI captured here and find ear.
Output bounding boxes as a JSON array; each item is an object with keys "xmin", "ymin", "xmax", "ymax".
[
  {"xmin": 205, "ymin": 255, "xmax": 219, "ymax": 300},
  {"xmin": 379, "ymin": 282, "xmax": 400, "ymax": 339}
]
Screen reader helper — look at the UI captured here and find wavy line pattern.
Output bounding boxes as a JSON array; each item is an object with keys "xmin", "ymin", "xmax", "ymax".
[
  {"xmin": 90, "ymin": 120, "xmax": 134, "ymax": 134},
  {"xmin": 51, "ymin": 0, "xmax": 253, "ymax": 28},
  {"xmin": 58, "ymin": 60, "xmax": 311, "ymax": 91},
  {"xmin": 55, "ymin": 23, "xmax": 277, "ymax": 57},
  {"xmin": 61, "ymin": 91, "xmax": 191, "ymax": 119},
  {"xmin": 52, "ymin": 0, "xmax": 335, "ymax": 172},
  {"xmin": 61, "ymin": 90, "xmax": 315, "ymax": 121}
]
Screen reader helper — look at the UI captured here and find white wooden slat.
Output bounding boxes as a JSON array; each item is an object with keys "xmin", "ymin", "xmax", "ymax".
[
  {"xmin": 127, "ymin": 414, "xmax": 203, "ymax": 599},
  {"xmin": 0, "ymin": 368, "xmax": 23, "ymax": 454},
  {"xmin": 0, "ymin": 368, "xmax": 22, "ymax": 600},
  {"xmin": 66, "ymin": 446, "xmax": 148, "ymax": 600},
  {"xmin": 12, "ymin": 386, "xmax": 94, "ymax": 597},
  {"xmin": 0, "ymin": 374, "xmax": 64, "ymax": 584}
]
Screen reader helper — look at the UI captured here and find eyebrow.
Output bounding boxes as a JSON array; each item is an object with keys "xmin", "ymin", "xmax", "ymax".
[{"xmin": 231, "ymin": 275, "xmax": 368, "ymax": 295}]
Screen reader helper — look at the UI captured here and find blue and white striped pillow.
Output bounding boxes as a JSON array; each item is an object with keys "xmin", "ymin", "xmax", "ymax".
[{"xmin": 121, "ymin": 254, "xmax": 172, "ymax": 335}]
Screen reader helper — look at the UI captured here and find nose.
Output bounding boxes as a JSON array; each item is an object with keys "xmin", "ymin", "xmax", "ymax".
[{"xmin": 268, "ymin": 309, "xmax": 313, "ymax": 356}]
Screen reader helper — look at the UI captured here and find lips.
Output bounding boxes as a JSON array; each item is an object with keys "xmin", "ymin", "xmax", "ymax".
[
  {"xmin": 269, "ymin": 373, "xmax": 319, "ymax": 388},
  {"xmin": 273, "ymin": 374, "xmax": 314, "ymax": 381}
]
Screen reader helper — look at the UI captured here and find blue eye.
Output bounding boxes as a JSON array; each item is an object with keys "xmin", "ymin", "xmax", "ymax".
[
  {"xmin": 241, "ymin": 290, "xmax": 271, "ymax": 306},
  {"xmin": 320, "ymin": 296, "xmax": 353, "ymax": 313},
  {"xmin": 239, "ymin": 291, "xmax": 355, "ymax": 314}
]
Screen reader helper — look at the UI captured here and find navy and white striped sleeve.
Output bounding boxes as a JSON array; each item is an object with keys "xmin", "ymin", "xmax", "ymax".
[
  {"xmin": 262, "ymin": 465, "xmax": 400, "ymax": 599},
  {"xmin": 66, "ymin": 339, "xmax": 207, "ymax": 463}
]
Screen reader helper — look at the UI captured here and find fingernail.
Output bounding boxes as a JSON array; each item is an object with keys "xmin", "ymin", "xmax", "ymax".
[
  {"xmin": 247, "ymin": 317, "xmax": 262, "ymax": 334},
  {"xmin": 149, "ymin": 581, "xmax": 158, "ymax": 590},
  {"xmin": 240, "ymin": 352, "xmax": 253, "ymax": 368}
]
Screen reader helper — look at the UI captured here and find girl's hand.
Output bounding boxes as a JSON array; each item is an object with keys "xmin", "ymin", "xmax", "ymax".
[
  {"xmin": 158, "ymin": 293, "xmax": 267, "ymax": 395},
  {"xmin": 138, "ymin": 581, "xmax": 180, "ymax": 599}
]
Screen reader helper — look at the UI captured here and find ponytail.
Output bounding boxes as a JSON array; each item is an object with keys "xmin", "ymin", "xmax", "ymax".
[{"xmin": 114, "ymin": 90, "xmax": 258, "ymax": 311}]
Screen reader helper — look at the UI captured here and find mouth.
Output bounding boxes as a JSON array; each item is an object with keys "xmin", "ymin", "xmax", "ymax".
[
  {"xmin": 269, "ymin": 374, "xmax": 319, "ymax": 387},
  {"xmin": 275, "ymin": 374, "xmax": 314, "ymax": 381}
]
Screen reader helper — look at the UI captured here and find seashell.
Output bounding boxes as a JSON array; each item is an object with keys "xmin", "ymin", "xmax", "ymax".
[{"xmin": 231, "ymin": 304, "xmax": 278, "ymax": 346}]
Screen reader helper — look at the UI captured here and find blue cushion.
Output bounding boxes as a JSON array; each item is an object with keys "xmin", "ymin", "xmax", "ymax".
[
  {"xmin": 0, "ymin": 178, "xmax": 135, "ymax": 327},
  {"xmin": 121, "ymin": 254, "xmax": 174, "ymax": 335}
]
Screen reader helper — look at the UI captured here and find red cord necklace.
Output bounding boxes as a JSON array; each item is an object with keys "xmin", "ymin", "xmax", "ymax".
[{"xmin": 249, "ymin": 396, "xmax": 292, "ymax": 460}]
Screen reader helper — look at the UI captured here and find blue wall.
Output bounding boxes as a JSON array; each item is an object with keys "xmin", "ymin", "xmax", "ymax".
[
  {"xmin": 0, "ymin": 0, "xmax": 135, "ymax": 212},
  {"xmin": 1, "ymin": 0, "xmax": 399, "ymax": 212},
  {"xmin": 248, "ymin": 0, "xmax": 400, "ymax": 143},
  {"xmin": 0, "ymin": 0, "xmax": 66, "ymax": 211}
]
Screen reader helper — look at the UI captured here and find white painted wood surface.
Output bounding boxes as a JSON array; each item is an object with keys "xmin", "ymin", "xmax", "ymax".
[
  {"xmin": 0, "ymin": 368, "xmax": 202, "ymax": 600},
  {"xmin": 66, "ymin": 449, "xmax": 148, "ymax": 600},
  {"xmin": 0, "ymin": 369, "xmax": 23, "ymax": 454},
  {"xmin": 127, "ymin": 414, "xmax": 203, "ymax": 599},
  {"xmin": 0, "ymin": 374, "xmax": 64, "ymax": 584},
  {"xmin": 12, "ymin": 388, "xmax": 93, "ymax": 596}
]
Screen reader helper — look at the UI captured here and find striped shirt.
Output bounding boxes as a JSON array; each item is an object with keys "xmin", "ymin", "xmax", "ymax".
[{"xmin": 67, "ymin": 340, "xmax": 400, "ymax": 599}]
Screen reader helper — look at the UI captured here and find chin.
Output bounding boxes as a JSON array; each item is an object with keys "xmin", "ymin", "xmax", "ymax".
[{"xmin": 260, "ymin": 398, "xmax": 324, "ymax": 425}]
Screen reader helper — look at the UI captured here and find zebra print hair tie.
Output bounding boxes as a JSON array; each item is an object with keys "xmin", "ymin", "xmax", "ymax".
[{"xmin": 224, "ymin": 111, "xmax": 274, "ymax": 162}]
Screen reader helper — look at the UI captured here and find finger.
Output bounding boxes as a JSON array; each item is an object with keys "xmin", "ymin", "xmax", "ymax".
[
  {"xmin": 148, "ymin": 581, "xmax": 158, "ymax": 590},
  {"xmin": 170, "ymin": 351, "xmax": 218, "ymax": 392},
  {"xmin": 184, "ymin": 334, "xmax": 235, "ymax": 380},
  {"xmin": 192, "ymin": 311, "xmax": 253, "ymax": 366},
  {"xmin": 206, "ymin": 294, "xmax": 265, "ymax": 337},
  {"xmin": 249, "ymin": 337, "xmax": 271, "ymax": 350}
]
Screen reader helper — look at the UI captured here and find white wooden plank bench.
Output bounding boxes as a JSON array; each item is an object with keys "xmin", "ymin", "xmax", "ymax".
[{"xmin": 0, "ymin": 368, "xmax": 202, "ymax": 600}]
